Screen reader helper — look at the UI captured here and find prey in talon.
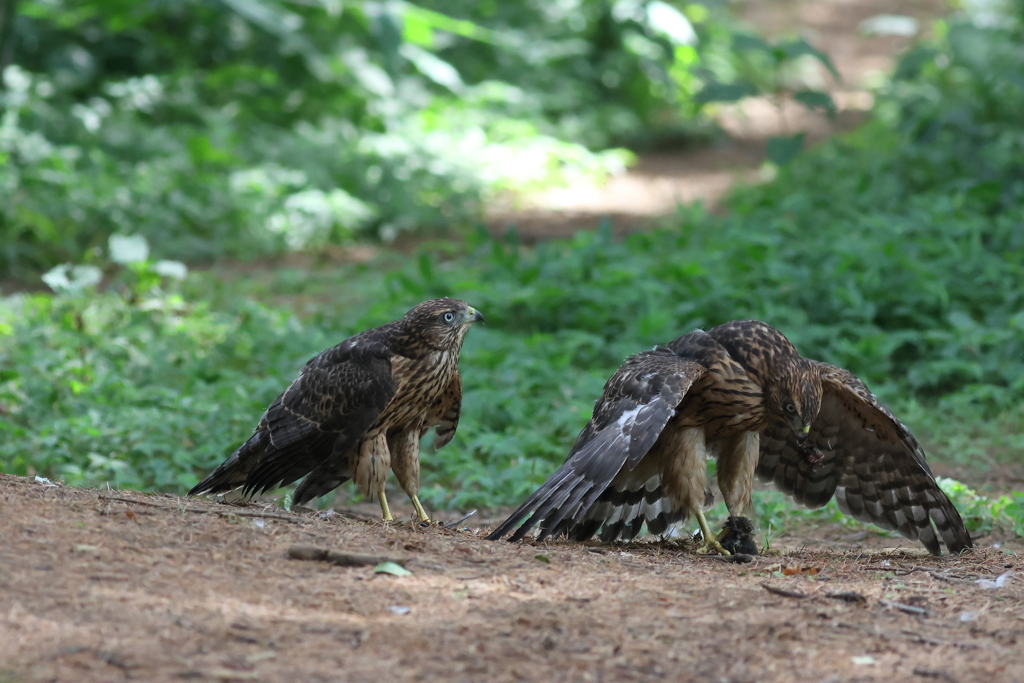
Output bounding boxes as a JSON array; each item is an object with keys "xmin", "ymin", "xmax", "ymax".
[
  {"xmin": 799, "ymin": 440, "xmax": 825, "ymax": 467},
  {"xmin": 718, "ymin": 516, "xmax": 759, "ymax": 556},
  {"xmin": 189, "ymin": 299, "xmax": 484, "ymax": 522}
]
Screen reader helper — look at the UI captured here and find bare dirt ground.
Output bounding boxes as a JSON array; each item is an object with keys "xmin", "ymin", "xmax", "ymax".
[
  {"xmin": 487, "ymin": 0, "xmax": 948, "ymax": 241},
  {"xmin": 2, "ymin": 474, "xmax": 1022, "ymax": 683}
]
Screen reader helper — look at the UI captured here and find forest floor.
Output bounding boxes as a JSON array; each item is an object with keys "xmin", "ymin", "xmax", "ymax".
[{"xmin": 2, "ymin": 475, "xmax": 1022, "ymax": 683}]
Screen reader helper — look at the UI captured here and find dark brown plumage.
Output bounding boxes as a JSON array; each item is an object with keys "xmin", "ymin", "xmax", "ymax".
[
  {"xmin": 189, "ymin": 298, "xmax": 484, "ymax": 521},
  {"xmin": 487, "ymin": 320, "xmax": 972, "ymax": 556}
]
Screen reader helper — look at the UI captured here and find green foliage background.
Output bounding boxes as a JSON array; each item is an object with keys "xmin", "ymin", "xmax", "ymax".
[{"xmin": 1, "ymin": 1, "xmax": 1023, "ymax": 538}]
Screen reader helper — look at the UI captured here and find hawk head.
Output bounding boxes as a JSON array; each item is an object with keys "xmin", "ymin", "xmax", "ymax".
[
  {"xmin": 766, "ymin": 357, "xmax": 822, "ymax": 442},
  {"xmin": 403, "ymin": 298, "xmax": 485, "ymax": 350}
]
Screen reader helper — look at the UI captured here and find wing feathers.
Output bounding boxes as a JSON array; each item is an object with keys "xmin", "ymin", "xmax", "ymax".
[
  {"xmin": 189, "ymin": 336, "xmax": 396, "ymax": 499},
  {"xmin": 488, "ymin": 351, "xmax": 705, "ymax": 542},
  {"xmin": 758, "ymin": 362, "xmax": 971, "ymax": 555}
]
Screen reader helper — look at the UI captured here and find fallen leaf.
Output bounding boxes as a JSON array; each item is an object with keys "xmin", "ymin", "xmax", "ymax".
[
  {"xmin": 388, "ymin": 605, "xmax": 410, "ymax": 615},
  {"xmin": 534, "ymin": 555, "xmax": 550, "ymax": 564},
  {"xmin": 374, "ymin": 562, "xmax": 412, "ymax": 577},
  {"xmin": 782, "ymin": 566, "xmax": 801, "ymax": 576},
  {"xmin": 851, "ymin": 656, "xmax": 875, "ymax": 666}
]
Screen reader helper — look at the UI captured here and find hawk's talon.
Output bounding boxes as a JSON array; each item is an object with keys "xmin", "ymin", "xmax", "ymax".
[
  {"xmin": 699, "ymin": 537, "xmax": 731, "ymax": 556},
  {"xmin": 410, "ymin": 494, "xmax": 431, "ymax": 524},
  {"xmin": 693, "ymin": 508, "xmax": 731, "ymax": 556}
]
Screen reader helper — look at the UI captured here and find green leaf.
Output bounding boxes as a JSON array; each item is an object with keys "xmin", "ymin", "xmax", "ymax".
[
  {"xmin": 534, "ymin": 555, "xmax": 550, "ymax": 563},
  {"xmin": 374, "ymin": 562, "xmax": 412, "ymax": 576},
  {"xmin": 398, "ymin": 4, "xmax": 502, "ymax": 46},
  {"xmin": 792, "ymin": 90, "xmax": 837, "ymax": 119},
  {"xmin": 694, "ymin": 81, "xmax": 757, "ymax": 104},
  {"xmin": 775, "ymin": 38, "xmax": 841, "ymax": 81},
  {"xmin": 400, "ymin": 44, "xmax": 464, "ymax": 92},
  {"xmin": 402, "ymin": 12, "xmax": 434, "ymax": 47},
  {"xmin": 765, "ymin": 133, "xmax": 805, "ymax": 166},
  {"xmin": 893, "ymin": 45, "xmax": 939, "ymax": 80},
  {"xmin": 732, "ymin": 33, "xmax": 772, "ymax": 53}
]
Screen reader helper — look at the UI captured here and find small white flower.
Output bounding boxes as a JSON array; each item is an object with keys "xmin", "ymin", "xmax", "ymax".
[
  {"xmin": 153, "ymin": 260, "xmax": 188, "ymax": 280},
  {"xmin": 42, "ymin": 264, "xmax": 103, "ymax": 294},
  {"xmin": 109, "ymin": 234, "xmax": 150, "ymax": 265}
]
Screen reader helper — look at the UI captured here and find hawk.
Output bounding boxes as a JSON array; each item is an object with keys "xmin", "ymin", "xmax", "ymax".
[
  {"xmin": 488, "ymin": 320, "xmax": 972, "ymax": 556},
  {"xmin": 189, "ymin": 298, "xmax": 484, "ymax": 521}
]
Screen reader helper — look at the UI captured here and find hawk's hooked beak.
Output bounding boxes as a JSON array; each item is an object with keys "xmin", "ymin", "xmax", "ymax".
[
  {"xmin": 795, "ymin": 423, "xmax": 811, "ymax": 443},
  {"xmin": 465, "ymin": 307, "xmax": 485, "ymax": 324}
]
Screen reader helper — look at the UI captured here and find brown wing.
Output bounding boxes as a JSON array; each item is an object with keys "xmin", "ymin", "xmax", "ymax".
[
  {"xmin": 756, "ymin": 362, "xmax": 972, "ymax": 555},
  {"xmin": 188, "ymin": 329, "xmax": 397, "ymax": 500},
  {"xmin": 487, "ymin": 349, "xmax": 706, "ymax": 542},
  {"xmin": 428, "ymin": 370, "xmax": 462, "ymax": 450}
]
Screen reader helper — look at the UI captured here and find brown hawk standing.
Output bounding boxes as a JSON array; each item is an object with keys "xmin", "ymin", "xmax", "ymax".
[
  {"xmin": 488, "ymin": 320, "xmax": 972, "ymax": 556},
  {"xmin": 189, "ymin": 298, "xmax": 484, "ymax": 521}
]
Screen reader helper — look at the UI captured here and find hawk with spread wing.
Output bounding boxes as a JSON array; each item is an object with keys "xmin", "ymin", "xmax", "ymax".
[
  {"xmin": 488, "ymin": 320, "xmax": 972, "ymax": 556},
  {"xmin": 189, "ymin": 298, "xmax": 484, "ymax": 521}
]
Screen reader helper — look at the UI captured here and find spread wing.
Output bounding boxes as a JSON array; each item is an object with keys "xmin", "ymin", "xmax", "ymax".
[
  {"xmin": 487, "ymin": 350, "xmax": 706, "ymax": 542},
  {"xmin": 756, "ymin": 362, "xmax": 972, "ymax": 555},
  {"xmin": 428, "ymin": 370, "xmax": 462, "ymax": 450},
  {"xmin": 188, "ymin": 332, "xmax": 396, "ymax": 499}
]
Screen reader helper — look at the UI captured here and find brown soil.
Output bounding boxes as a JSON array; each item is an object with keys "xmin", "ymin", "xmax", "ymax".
[{"xmin": 3, "ymin": 474, "xmax": 1022, "ymax": 683}]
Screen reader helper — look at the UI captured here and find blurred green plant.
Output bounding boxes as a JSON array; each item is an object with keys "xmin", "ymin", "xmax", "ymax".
[
  {"xmin": 693, "ymin": 31, "xmax": 841, "ymax": 165},
  {"xmin": 1, "ymin": 10, "xmax": 1022, "ymax": 546},
  {"xmin": 0, "ymin": 0, "xmax": 752, "ymax": 278}
]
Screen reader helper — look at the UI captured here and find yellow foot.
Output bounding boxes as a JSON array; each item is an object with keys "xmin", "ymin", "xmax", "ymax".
[
  {"xmin": 378, "ymin": 488, "xmax": 394, "ymax": 522},
  {"xmin": 694, "ymin": 507, "xmax": 730, "ymax": 556},
  {"xmin": 698, "ymin": 537, "xmax": 731, "ymax": 556},
  {"xmin": 410, "ymin": 495, "xmax": 430, "ymax": 523}
]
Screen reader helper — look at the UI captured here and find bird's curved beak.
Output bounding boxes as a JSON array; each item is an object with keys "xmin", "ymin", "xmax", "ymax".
[
  {"xmin": 794, "ymin": 423, "xmax": 811, "ymax": 443},
  {"xmin": 466, "ymin": 307, "xmax": 485, "ymax": 324}
]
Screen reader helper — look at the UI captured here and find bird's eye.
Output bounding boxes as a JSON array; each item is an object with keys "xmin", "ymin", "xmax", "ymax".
[
  {"xmin": 443, "ymin": 312, "xmax": 455, "ymax": 323},
  {"xmin": 785, "ymin": 402, "xmax": 797, "ymax": 414}
]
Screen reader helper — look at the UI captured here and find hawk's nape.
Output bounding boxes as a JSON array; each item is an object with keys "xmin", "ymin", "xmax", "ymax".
[
  {"xmin": 488, "ymin": 320, "xmax": 973, "ymax": 556},
  {"xmin": 755, "ymin": 363, "xmax": 973, "ymax": 555},
  {"xmin": 188, "ymin": 298, "xmax": 484, "ymax": 522}
]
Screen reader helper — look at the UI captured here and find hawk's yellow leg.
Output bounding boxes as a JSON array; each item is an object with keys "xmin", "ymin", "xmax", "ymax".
[
  {"xmin": 694, "ymin": 508, "xmax": 730, "ymax": 555},
  {"xmin": 410, "ymin": 495, "xmax": 430, "ymax": 523},
  {"xmin": 378, "ymin": 486, "xmax": 394, "ymax": 522}
]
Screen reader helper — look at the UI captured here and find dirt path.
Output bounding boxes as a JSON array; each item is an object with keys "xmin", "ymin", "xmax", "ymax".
[
  {"xmin": 3, "ymin": 474, "xmax": 1022, "ymax": 683},
  {"xmin": 488, "ymin": 0, "xmax": 947, "ymax": 240}
]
